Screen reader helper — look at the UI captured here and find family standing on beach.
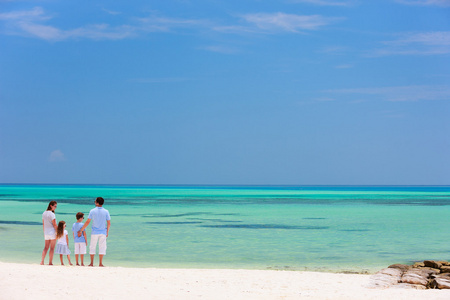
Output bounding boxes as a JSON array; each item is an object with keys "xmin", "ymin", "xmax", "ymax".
[{"xmin": 40, "ymin": 197, "xmax": 111, "ymax": 267}]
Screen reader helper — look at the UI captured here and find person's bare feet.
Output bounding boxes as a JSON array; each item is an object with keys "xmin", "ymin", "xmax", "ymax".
[
  {"xmin": 49, "ymin": 263, "xmax": 53, "ymax": 266},
  {"xmin": 40, "ymin": 262, "xmax": 44, "ymax": 265},
  {"xmin": 81, "ymin": 264, "xmax": 84, "ymax": 266},
  {"xmin": 99, "ymin": 264, "xmax": 105, "ymax": 267},
  {"xmin": 69, "ymin": 263, "xmax": 73, "ymax": 266},
  {"xmin": 88, "ymin": 264, "xmax": 94, "ymax": 267},
  {"xmin": 76, "ymin": 263, "xmax": 80, "ymax": 266}
]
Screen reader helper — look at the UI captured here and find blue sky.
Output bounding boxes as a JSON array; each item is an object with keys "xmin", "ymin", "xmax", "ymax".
[{"xmin": 1, "ymin": 0, "xmax": 449, "ymax": 185}]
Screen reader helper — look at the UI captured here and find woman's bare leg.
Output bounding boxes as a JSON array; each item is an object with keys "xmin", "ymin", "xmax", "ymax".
[
  {"xmin": 48, "ymin": 239, "xmax": 56, "ymax": 265},
  {"xmin": 41, "ymin": 240, "xmax": 51, "ymax": 265}
]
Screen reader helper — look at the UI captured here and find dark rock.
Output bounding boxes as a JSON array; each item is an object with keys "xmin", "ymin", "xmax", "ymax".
[
  {"xmin": 441, "ymin": 266, "xmax": 450, "ymax": 273},
  {"xmin": 388, "ymin": 264, "xmax": 410, "ymax": 273},
  {"xmin": 424, "ymin": 260, "xmax": 442, "ymax": 269},
  {"xmin": 368, "ymin": 268, "xmax": 402, "ymax": 288},
  {"xmin": 393, "ymin": 283, "xmax": 427, "ymax": 290},
  {"xmin": 429, "ymin": 278, "xmax": 450, "ymax": 289},
  {"xmin": 401, "ymin": 271, "xmax": 429, "ymax": 286},
  {"xmin": 408, "ymin": 267, "xmax": 439, "ymax": 277}
]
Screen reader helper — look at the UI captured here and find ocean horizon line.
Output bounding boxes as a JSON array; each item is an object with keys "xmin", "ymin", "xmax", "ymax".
[{"xmin": 1, "ymin": 183, "xmax": 449, "ymax": 187}]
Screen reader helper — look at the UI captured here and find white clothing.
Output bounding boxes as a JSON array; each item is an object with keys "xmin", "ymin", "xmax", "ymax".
[
  {"xmin": 74, "ymin": 242, "xmax": 87, "ymax": 255},
  {"xmin": 42, "ymin": 210, "xmax": 56, "ymax": 236},
  {"xmin": 90, "ymin": 234, "xmax": 107, "ymax": 255},
  {"xmin": 57, "ymin": 230, "xmax": 68, "ymax": 245}
]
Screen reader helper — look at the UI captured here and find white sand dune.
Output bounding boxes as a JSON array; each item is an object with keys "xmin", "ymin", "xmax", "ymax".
[{"xmin": 1, "ymin": 262, "xmax": 449, "ymax": 299}]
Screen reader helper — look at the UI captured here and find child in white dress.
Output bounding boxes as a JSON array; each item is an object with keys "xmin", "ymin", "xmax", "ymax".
[{"xmin": 55, "ymin": 221, "xmax": 73, "ymax": 265}]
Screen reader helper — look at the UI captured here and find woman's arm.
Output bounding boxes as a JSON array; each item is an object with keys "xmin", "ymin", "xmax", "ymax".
[
  {"xmin": 52, "ymin": 219, "xmax": 57, "ymax": 231},
  {"xmin": 66, "ymin": 233, "xmax": 69, "ymax": 247}
]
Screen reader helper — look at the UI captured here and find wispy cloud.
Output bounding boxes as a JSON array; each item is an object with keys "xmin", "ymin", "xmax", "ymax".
[
  {"xmin": 48, "ymin": 150, "xmax": 66, "ymax": 162},
  {"xmin": 239, "ymin": 12, "xmax": 342, "ymax": 33},
  {"xmin": 288, "ymin": 0, "xmax": 355, "ymax": 6},
  {"xmin": 327, "ymin": 85, "xmax": 450, "ymax": 101},
  {"xmin": 395, "ymin": 0, "xmax": 450, "ymax": 7},
  {"xmin": 0, "ymin": 7, "xmax": 206, "ymax": 41},
  {"xmin": 137, "ymin": 15, "xmax": 210, "ymax": 32},
  {"xmin": 371, "ymin": 31, "xmax": 450, "ymax": 56},
  {"xmin": 102, "ymin": 8, "xmax": 122, "ymax": 16},
  {"xmin": 201, "ymin": 45, "xmax": 241, "ymax": 54},
  {"xmin": 1, "ymin": 8, "xmax": 342, "ymax": 41},
  {"xmin": 0, "ymin": 7, "xmax": 137, "ymax": 40}
]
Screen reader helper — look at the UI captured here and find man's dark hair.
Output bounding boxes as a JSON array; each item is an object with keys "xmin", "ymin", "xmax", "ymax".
[
  {"xmin": 96, "ymin": 197, "xmax": 105, "ymax": 206},
  {"xmin": 76, "ymin": 212, "xmax": 84, "ymax": 220}
]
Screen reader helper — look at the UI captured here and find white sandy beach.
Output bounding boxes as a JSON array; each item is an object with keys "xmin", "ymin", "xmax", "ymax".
[{"xmin": 1, "ymin": 262, "xmax": 449, "ymax": 299}]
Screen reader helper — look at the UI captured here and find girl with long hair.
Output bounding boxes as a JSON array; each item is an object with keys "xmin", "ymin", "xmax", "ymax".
[{"xmin": 55, "ymin": 221, "xmax": 73, "ymax": 265}]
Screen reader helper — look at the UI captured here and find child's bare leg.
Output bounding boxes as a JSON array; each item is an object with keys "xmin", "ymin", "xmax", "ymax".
[
  {"xmin": 89, "ymin": 254, "xmax": 94, "ymax": 266},
  {"xmin": 60, "ymin": 254, "xmax": 64, "ymax": 265},
  {"xmin": 75, "ymin": 254, "xmax": 79, "ymax": 266},
  {"xmin": 67, "ymin": 254, "xmax": 73, "ymax": 265},
  {"xmin": 99, "ymin": 255, "xmax": 105, "ymax": 267},
  {"xmin": 80, "ymin": 254, "xmax": 84, "ymax": 266}
]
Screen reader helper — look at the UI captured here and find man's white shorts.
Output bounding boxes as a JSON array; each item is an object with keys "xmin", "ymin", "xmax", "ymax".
[
  {"xmin": 74, "ymin": 242, "xmax": 87, "ymax": 255},
  {"xmin": 90, "ymin": 234, "xmax": 107, "ymax": 255}
]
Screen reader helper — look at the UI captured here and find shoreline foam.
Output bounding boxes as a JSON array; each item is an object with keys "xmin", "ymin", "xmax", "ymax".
[{"xmin": 2, "ymin": 261, "xmax": 450, "ymax": 299}]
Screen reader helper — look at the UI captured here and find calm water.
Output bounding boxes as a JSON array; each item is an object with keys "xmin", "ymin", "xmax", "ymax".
[{"xmin": 0, "ymin": 185, "xmax": 449, "ymax": 273}]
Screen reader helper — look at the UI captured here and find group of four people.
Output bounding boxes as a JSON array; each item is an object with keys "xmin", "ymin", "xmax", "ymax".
[{"xmin": 40, "ymin": 197, "xmax": 111, "ymax": 267}]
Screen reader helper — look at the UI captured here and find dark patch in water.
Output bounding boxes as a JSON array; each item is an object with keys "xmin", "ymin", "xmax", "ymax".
[
  {"xmin": 146, "ymin": 221, "xmax": 203, "ymax": 225},
  {"xmin": 187, "ymin": 218, "xmax": 242, "ymax": 223},
  {"xmin": 142, "ymin": 212, "xmax": 210, "ymax": 218},
  {"xmin": 0, "ymin": 220, "xmax": 41, "ymax": 225},
  {"xmin": 199, "ymin": 224, "xmax": 329, "ymax": 230}
]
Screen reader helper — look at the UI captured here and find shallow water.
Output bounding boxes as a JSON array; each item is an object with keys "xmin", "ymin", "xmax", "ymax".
[{"xmin": 0, "ymin": 185, "xmax": 449, "ymax": 272}]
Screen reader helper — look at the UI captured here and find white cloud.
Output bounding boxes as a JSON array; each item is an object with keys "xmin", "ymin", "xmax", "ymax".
[
  {"xmin": 201, "ymin": 45, "xmax": 240, "ymax": 54},
  {"xmin": 240, "ymin": 12, "xmax": 341, "ymax": 33},
  {"xmin": 0, "ymin": 7, "xmax": 137, "ymax": 41},
  {"xmin": 49, "ymin": 150, "xmax": 66, "ymax": 162},
  {"xmin": 102, "ymin": 8, "xmax": 122, "ymax": 15},
  {"xmin": 327, "ymin": 85, "xmax": 450, "ymax": 101},
  {"xmin": 137, "ymin": 15, "xmax": 210, "ymax": 33},
  {"xmin": 1, "ymin": 8, "xmax": 340, "ymax": 41},
  {"xmin": 372, "ymin": 32, "xmax": 450, "ymax": 56},
  {"xmin": 395, "ymin": 0, "xmax": 450, "ymax": 6},
  {"xmin": 0, "ymin": 6, "xmax": 48, "ymax": 21}
]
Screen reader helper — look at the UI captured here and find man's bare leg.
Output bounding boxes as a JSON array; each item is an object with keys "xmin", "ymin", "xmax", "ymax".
[
  {"xmin": 99, "ymin": 254, "xmax": 105, "ymax": 267},
  {"xmin": 89, "ymin": 254, "xmax": 94, "ymax": 266}
]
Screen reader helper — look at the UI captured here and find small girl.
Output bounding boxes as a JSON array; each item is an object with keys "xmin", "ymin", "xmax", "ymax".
[{"xmin": 55, "ymin": 221, "xmax": 73, "ymax": 265}]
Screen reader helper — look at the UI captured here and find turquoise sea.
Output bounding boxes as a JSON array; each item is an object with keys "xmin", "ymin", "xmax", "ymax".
[{"xmin": 0, "ymin": 185, "xmax": 449, "ymax": 273}]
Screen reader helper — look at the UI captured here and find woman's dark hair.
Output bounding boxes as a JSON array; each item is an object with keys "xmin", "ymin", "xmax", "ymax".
[{"xmin": 46, "ymin": 201, "xmax": 57, "ymax": 212}]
